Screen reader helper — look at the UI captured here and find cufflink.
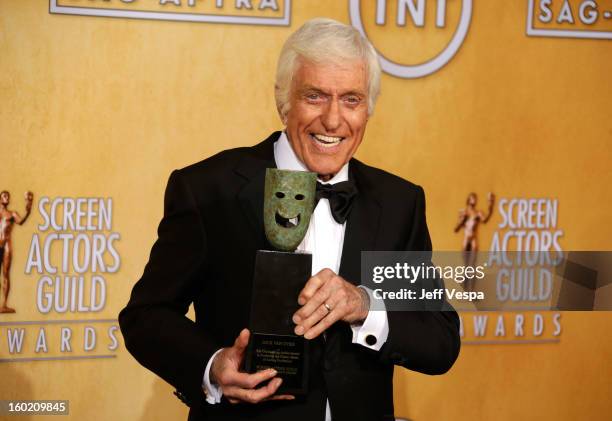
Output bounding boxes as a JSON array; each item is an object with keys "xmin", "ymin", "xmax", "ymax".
[{"xmin": 365, "ymin": 334, "xmax": 377, "ymax": 346}]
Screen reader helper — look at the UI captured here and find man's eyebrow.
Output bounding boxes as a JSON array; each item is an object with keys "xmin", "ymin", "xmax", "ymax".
[
  {"xmin": 340, "ymin": 90, "xmax": 366, "ymax": 97},
  {"xmin": 299, "ymin": 85, "xmax": 329, "ymax": 95},
  {"xmin": 299, "ymin": 85, "xmax": 366, "ymax": 97}
]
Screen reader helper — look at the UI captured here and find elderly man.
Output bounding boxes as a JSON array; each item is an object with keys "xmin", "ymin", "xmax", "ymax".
[{"xmin": 120, "ymin": 18, "xmax": 460, "ymax": 421}]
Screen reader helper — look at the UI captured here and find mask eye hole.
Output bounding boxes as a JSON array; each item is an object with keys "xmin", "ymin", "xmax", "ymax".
[
  {"xmin": 295, "ymin": 194, "xmax": 305, "ymax": 201},
  {"xmin": 275, "ymin": 192, "xmax": 285, "ymax": 199}
]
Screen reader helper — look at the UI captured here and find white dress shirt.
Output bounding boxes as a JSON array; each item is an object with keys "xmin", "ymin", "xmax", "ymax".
[{"xmin": 202, "ymin": 132, "xmax": 389, "ymax": 420}]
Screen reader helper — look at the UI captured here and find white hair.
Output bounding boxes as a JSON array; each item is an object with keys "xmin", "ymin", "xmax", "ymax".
[{"xmin": 275, "ymin": 17, "xmax": 381, "ymax": 121}]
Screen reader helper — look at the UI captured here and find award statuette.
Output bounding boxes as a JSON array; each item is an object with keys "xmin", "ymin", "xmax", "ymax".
[{"xmin": 244, "ymin": 168, "xmax": 317, "ymax": 395}]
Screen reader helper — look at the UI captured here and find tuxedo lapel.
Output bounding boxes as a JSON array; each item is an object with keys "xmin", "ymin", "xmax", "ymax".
[
  {"xmin": 234, "ymin": 132, "xmax": 279, "ymax": 246},
  {"xmin": 338, "ymin": 160, "xmax": 382, "ymax": 285}
]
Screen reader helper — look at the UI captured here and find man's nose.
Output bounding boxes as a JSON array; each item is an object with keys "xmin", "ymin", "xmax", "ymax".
[{"xmin": 321, "ymin": 99, "xmax": 341, "ymax": 131}]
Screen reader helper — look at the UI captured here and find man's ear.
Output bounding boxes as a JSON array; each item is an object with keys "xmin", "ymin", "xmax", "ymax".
[{"xmin": 275, "ymin": 85, "xmax": 288, "ymax": 125}]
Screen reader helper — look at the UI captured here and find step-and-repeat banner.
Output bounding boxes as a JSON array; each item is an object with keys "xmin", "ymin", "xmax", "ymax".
[{"xmin": 1, "ymin": 1, "xmax": 610, "ymax": 420}]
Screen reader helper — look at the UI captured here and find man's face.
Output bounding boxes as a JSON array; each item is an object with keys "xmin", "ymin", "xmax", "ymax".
[
  {"xmin": 285, "ymin": 59, "xmax": 369, "ymax": 180},
  {"xmin": 0, "ymin": 192, "xmax": 9, "ymax": 206}
]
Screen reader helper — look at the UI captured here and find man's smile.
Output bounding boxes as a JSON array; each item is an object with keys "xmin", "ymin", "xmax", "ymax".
[{"xmin": 310, "ymin": 133, "xmax": 344, "ymax": 148}]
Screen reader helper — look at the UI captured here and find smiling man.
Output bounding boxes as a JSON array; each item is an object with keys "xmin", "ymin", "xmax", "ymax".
[
  {"xmin": 120, "ymin": 18, "xmax": 460, "ymax": 421},
  {"xmin": 283, "ymin": 58, "xmax": 368, "ymax": 181}
]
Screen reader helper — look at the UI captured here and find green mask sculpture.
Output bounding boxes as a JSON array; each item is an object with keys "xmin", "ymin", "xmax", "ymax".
[{"xmin": 264, "ymin": 168, "xmax": 317, "ymax": 252}]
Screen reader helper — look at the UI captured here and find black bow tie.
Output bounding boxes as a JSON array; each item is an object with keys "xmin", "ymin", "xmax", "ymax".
[{"xmin": 315, "ymin": 181, "xmax": 359, "ymax": 224}]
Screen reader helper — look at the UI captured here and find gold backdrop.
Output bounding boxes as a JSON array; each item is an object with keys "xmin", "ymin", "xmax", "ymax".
[{"xmin": 1, "ymin": 1, "xmax": 611, "ymax": 420}]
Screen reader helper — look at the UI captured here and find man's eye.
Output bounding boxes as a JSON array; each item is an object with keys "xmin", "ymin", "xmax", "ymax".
[
  {"xmin": 345, "ymin": 96, "xmax": 361, "ymax": 104},
  {"xmin": 306, "ymin": 93, "xmax": 320, "ymax": 101}
]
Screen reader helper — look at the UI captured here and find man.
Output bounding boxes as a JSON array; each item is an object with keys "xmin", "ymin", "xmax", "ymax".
[
  {"xmin": 0, "ymin": 190, "xmax": 33, "ymax": 313},
  {"xmin": 120, "ymin": 18, "xmax": 460, "ymax": 421}
]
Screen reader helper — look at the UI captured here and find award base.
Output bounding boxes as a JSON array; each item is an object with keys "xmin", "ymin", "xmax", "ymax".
[
  {"xmin": 245, "ymin": 332, "xmax": 308, "ymax": 395},
  {"xmin": 244, "ymin": 250, "xmax": 311, "ymax": 395}
]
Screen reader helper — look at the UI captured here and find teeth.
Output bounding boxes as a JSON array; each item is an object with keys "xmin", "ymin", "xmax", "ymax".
[
  {"xmin": 275, "ymin": 211, "xmax": 301, "ymax": 228},
  {"xmin": 312, "ymin": 133, "xmax": 342, "ymax": 147}
]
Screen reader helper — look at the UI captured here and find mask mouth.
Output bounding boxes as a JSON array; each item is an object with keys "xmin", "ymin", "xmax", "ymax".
[{"xmin": 275, "ymin": 211, "xmax": 301, "ymax": 229}]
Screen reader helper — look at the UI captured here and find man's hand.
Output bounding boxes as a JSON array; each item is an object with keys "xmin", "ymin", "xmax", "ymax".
[
  {"xmin": 209, "ymin": 329, "xmax": 294, "ymax": 404},
  {"xmin": 292, "ymin": 269, "xmax": 370, "ymax": 340}
]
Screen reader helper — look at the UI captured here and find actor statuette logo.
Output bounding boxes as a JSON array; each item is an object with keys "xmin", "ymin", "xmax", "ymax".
[
  {"xmin": 0, "ymin": 190, "xmax": 33, "ymax": 314},
  {"xmin": 454, "ymin": 191, "xmax": 495, "ymax": 267},
  {"xmin": 349, "ymin": 0, "xmax": 473, "ymax": 78}
]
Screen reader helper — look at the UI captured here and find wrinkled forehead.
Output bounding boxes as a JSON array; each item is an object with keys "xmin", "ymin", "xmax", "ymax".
[{"xmin": 292, "ymin": 58, "xmax": 368, "ymax": 96}]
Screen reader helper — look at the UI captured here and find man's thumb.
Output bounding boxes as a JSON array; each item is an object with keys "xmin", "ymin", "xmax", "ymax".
[{"xmin": 233, "ymin": 328, "xmax": 250, "ymax": 352}]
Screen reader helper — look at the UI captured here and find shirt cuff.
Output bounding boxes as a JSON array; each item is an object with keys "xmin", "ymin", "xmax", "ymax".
[
  {"xmin": 202, "ymin": 348, "xmax": 224, "ymax": 404},
  {"xmin": 350, "ymin": 286, "xmax": 389, "ymax": 351}
]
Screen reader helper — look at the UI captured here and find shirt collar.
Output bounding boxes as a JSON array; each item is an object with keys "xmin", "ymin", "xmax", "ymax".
[{"xmin": 274, "ymin": 131, "xmax": 349, "ymax": 184}]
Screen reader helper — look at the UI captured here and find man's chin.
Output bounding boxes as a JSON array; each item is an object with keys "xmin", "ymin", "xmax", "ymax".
[
  {"xmin": 304, "ymin": 162, "xmax": 344, "ymax": 180},
  {"xmin": 303, "ymin": 148, "xmax": 349, "ymax": 172}
]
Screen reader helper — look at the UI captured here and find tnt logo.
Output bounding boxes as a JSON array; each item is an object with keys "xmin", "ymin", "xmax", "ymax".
[
  {"xmin": 527, "ymin": 0, "xmax": 612, "ymax": 39},
  {"xmin": 349, "ymin": 0, "xmax": 473, "ymax": 78}
]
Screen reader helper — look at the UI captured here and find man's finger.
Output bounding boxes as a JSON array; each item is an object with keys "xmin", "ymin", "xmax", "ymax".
[
  {"xmin": 261, "ymin": 377, "xmax": 283, "ymax": 396},
  {"xmin": 304, "ymin": 310, "xmax": 342, "ymax": 340},
  {"xmin": 294, "ymin": 301, "xmax": 330, "ymax": 335},
  {"xmin": 226, "ymin": 378, "xmax": 283, "ymax": 404},
  {"xmin": 297, "ymin": 274, "xmax": 325, "ymax": 306},
  {"xmin": 224, "ymin": 329, "xmax": 251, "ymax": 368},
  {"xmin": 232, "ymin": 328, "xmax": 250, "ymax": 355},
  {"xmin": 223, "ymin": 386, "xmax": 245, "ymax": 403},
  {"xmin": 264, "ymin": 394, "xmax": 295, "ymax": 402},
  {"xmin": 226, "ymin": 368, "xmax": 277, "ymax": 389},
  {"xmin": 294, "ymin": 285, "xmax": 331, "ymax": 324}
]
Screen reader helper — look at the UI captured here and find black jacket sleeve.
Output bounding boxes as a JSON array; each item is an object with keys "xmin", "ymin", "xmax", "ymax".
[
  {"xmin": 379, "ymin": 186, "xmax": 461, "ymax": 374},
  {"xmin": 119, "ymin": 170, "xmax": 219, "ymax": 407}
]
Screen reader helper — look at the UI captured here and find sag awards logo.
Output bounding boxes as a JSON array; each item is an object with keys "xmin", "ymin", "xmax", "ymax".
[
  {"xmin": 453, "ymin": 192, "xmax": 563, "ymax": 345},
  {"xmin": 0, "ymin": 193, "xmax": 122, "ymax": 363},
  {"xmin": 526, "ymin": 0, "xmax": 612, "ymax": 40},
  {"xmin": 349, "ymin": 0, "xmax": 473, "ymax": 78},
  {"xmin": 49, "ymin": 0, "xmax": 291, "ymax": 26}
]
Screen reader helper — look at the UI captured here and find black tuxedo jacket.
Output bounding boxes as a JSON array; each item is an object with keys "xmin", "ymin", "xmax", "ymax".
[{"xmin": 119, "ymin": 132, "xmax": 460, "ymax": 421}]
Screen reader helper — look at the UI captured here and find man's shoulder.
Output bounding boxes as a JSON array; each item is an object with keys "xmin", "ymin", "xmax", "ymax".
[
  {"xmin": 172, "ymin": 131, "xmax": 279, "ymax": 182},
  {"xmin": 177, "ymin": 145, "xmax": 251, "ymax": 179},
  {"xmin": 351, "ymin": 159, "xmax": 424, "ymax": 198}
]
